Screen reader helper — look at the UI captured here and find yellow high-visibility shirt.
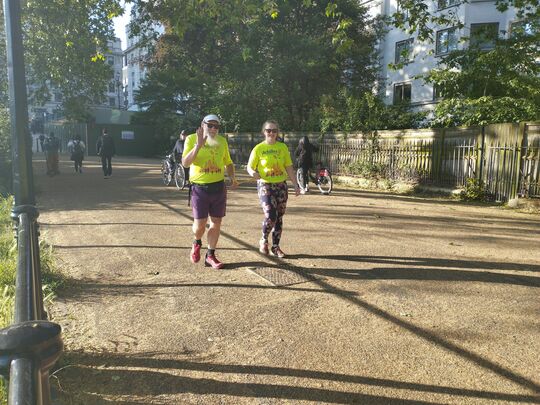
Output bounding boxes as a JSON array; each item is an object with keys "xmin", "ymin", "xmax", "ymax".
[
  {"xmin": 183, "ymin": 134, "xmax": 233, "ymax": 184},
  {"xmin": 248, "ymin": 141, "xmax": 293, "ymax": 183}
]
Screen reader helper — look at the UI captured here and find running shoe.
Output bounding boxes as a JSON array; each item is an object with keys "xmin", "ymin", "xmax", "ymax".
[
  {"xmin": 259, "ymin": 239, "xmax": 269, "ymax": 255},
  {"xmin": 205, "ymin": 254, "xmax": 224, "ymax": 269},
  {"xmin": 190, "ymin": 242, "xmax": 201, "ymax": 263},
  {"xmin": 270, "ymin": 246, "xmax": 286, "ymax": 258}
]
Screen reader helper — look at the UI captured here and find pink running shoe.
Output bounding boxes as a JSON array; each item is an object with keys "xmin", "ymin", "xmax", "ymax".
[
  {"xmin": 259, "ymin": 239, "xmax": 269, "ymax": 255},
  {"xmin": 190, "ymin": 243, "xmax": 201, "ymax": 263},
  {"xmin": 270, "ymin": 246, "xmax": 286, "ymax": 258},
  {"xmin": 205, "ymin": 254, "xmax": 224, "ymax": 269}
]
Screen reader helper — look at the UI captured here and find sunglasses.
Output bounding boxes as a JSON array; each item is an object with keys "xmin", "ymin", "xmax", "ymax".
[
  {"xmin": 205, "ymin": 123, "xmax": 220, "ymax": 129},
  {"xmin": 264, "ymin": 128, "xmax": 278, "ymax": 134}
]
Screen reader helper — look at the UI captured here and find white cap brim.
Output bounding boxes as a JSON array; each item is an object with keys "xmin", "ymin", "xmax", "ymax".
[{"xmin": 203, "ymin": 114, "xmax": 221, "ymax": 124}]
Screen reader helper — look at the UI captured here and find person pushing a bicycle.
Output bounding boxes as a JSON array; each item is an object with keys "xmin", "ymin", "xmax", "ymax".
[
  {"xmin": 171, "ymin": 130, "xmax": 189, "ymax": 183},
  {"xmin": 294, "ymin": 135, "xmax": 319, "ymax": 194}
]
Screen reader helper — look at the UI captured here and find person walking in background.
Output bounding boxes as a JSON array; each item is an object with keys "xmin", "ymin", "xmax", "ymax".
[
  {"xmin": 44, "ymin": 132, "xmax": 60, "ymax": 176},
  {"xmin": 172, "ymin": 130, "xmax": 189, "ymax": 184},
  {"xmin": 247, "ymin": 120, "xmax": 300, "ymax": 258},
  {"xmin": 38, "ymin": 133, "xmax": 45, "ymax": 153},
  {"xmin": 294, "ymin": 135, "xmax": 319, "ymax": 194},
  {"xmin": 96, "ymin": 128, "xmax": 116, "ymax": 178},
  {"xmin": 182, "ymin": 114, "xmax": 239, "ymax": 269},
  {"xmin": 67, "ymin": 135, "xmax": 85, "ymax": 173}
]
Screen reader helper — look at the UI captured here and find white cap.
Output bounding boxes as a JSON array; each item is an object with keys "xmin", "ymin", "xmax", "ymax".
[{"xmin": 203, "ymin": 114, "xmax": 220, "ymax": 124}]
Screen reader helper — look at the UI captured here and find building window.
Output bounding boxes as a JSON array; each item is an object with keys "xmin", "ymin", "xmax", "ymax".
[
  {"xmin": 54, "ymin": 92, "xmax": 62, "ymax": 102},
  {"xmin": 510, "ymin": 20, "xmax": 536, "ymax": 37},
  {"xmin": 108, "ymin": 82, "xmax": 115, "ymax": 93},
  {"xmin": 109, "ymin": 97, "xmax": 116, "ymax": 107},
  {"xmin": 437, "ymin": 0, "xmax": 459, "ymax": 10},
  {"xmin": 393, "ymin": 83, "xmax": 411, "ymax": 104},
  {"xmin": 107, "ymin": 56, "xmax": 114, "ymax": 66},
  {"xmin": 395, "ymin": 38, "xmax": 414, "ymax": 64},
  {"xmin": 433, "ymin": 85, "xmax": 444, "ymax": 100},
  {"xmin": 470, "ymin": 23, "xmax": 499, "ymax": 49},
  {"xmin": 436, "ymin": 28, "xmax": 458, "ymax": 55}
]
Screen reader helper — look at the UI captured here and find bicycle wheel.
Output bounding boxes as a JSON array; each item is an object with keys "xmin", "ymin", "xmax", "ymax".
[
  {"xmin": 175, "ymin": 164, "xmax": 186, "ymax": 190},
  {"xmin": 161, "ymin": 160, "xmax": 173, "ymax": 186},
  {"xmin": 317, "ymin": 168, "xmax": 333, "ymax": 194},
  {"xmin": 296, "ymin": 168, "xmax": 308, "ymax": 192}
]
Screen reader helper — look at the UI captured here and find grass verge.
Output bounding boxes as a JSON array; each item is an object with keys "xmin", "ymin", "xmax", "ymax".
[{"xmin": 0, "ymin": 195, "xmax": 65, "ymax": 403}]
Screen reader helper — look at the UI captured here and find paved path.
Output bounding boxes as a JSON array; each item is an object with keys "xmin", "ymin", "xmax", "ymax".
[{"xmin": 35, "ymin": 156, "xmax": 540, "ymax": 404}]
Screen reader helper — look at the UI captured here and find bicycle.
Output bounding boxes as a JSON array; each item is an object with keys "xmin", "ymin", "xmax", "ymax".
[
  {"xmin": 161, "ymin": 154, "xmax": 187, "ymax": 190},
  {"xmin": 296, "ymin": 164, "xmax": 333, "ymax": 195}
]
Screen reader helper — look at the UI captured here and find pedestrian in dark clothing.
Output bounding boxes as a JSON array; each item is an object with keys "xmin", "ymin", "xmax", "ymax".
[
  {"xmin": 44, "ymin": 132, "xmax": 60, "ymax": 176},
  {"xmin": 172, "ymin": 130, "xmax": 189, "ymax": 183},
  {"xmin": 68, "ymin": 135, "xmax": 85, "ymax": 173},
  {"xmin": 39, "ymin": 134, "xmax": 45, "ymax": 153},
  {"xmin": 96, "ymin": 129, "xmax": 116, "ymax": 178},
  {"xmin": 294, "ymin": 136, "xmax": 319, "ymax": 193}
]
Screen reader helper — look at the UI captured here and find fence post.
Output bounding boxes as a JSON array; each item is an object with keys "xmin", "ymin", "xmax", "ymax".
[
  {"xmin": 434, "ymin": 129, "xmax": 445, "ymax": 182},
  {"xmin": 477, "ymin": 126, "xmax": 486, "ymax": 182},
  {"xmin": 512, "ymin": 122, "xmax": 527, "ymax": 199}
]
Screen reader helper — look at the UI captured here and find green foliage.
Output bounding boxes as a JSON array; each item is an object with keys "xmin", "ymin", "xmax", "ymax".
[
  {"xmin": 432, "ymin": 96, "xmax": 539, "ymax": 127},
  {"xmin": 320, "ymin": 91, "xmax": 427, "ymax": 132},
  {"xmin": 424, "ymin": 20, "xmax": 540, "ymax": 127},
  {"xmin": 346, "ymin": 161, "xmax": 386, "ymax": 178},
  {"xmin": 21, "ymin": 0, "xmax": 123, "ymax": 121},
  {"xmin": 460, "ymin": 178, "xmax": 489, "ymax": 201},
  {"xmin": 132, "ymin": 0, "xmax": 383, "ymax": 134},
  {"xmin": 0, "ymin": 195, "xmax": 65, "ymax": 401},
  {"xmin": 391, "ymin": 0, "xmax": 538, "ymax": 42}
]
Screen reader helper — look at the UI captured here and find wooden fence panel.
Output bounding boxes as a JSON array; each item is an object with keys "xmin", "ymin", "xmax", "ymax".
[{"xmin": 224, "ymin": 122, "xmax": 539, "ymax": 202}]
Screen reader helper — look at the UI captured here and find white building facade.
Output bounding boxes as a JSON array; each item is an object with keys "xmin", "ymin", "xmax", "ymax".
[
  {"xmin": 105, "ymin": 38, "xmax": 125, "ymax": 109},
  {"xmin": 378, "ymin": 1, "xmax": 521, "ymax": 111},
  {"xmin": 123, "ymin": 21, "xmax": 164, "ymax": 110}
]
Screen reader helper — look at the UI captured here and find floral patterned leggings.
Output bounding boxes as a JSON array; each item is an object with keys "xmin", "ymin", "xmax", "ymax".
[{"xmin": 257, "ymin": 181, "xmax": 288, "ymax": 247}]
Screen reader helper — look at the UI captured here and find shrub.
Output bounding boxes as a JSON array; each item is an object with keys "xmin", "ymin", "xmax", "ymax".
[{"xmin": 460, "ymin": 178, "xmax": 488, "ymax": 201}]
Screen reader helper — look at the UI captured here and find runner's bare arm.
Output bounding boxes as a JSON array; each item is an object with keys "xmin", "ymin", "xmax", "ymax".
[
  {"xmin": 247, "ymin": 166, "xmax": 261, "ymax": 180},
  {"xmin": 226, "ymin": 163, "xmax": 239, "ymax": 189},
  {"xmin": 285, "ymin": 165, "xmax": 300, "ymax": 196}
]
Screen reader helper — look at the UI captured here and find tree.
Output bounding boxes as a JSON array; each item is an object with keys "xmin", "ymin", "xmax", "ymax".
[
  {"xmin": 320, "ymin": 91, "xmax": 427, "ymax": 132},
  {"xmin": 424, "ymin": 22, "xmax": 540, "ymax": 126},
  {"xmin": 22, "ymin": 0, "xmax": 123, "ymax": 121},
  {"xmin": 131, "ymin": 0, "xmax": 383, "ymax": 133}
]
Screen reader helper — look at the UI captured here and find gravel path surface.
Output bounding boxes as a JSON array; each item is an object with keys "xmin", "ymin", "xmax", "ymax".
[{"xmin": 34, "ymin": 156, "xmax": 539, "ymax": 404}]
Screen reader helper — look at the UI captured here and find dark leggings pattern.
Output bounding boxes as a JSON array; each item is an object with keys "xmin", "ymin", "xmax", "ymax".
[{"xmin": 257, "ymin": 181, "xmax": 288, "ymax": 247}]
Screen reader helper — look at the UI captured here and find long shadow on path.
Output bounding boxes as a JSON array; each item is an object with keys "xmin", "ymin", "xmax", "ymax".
[
  {"xmin": 150, "ymin": 197, "xmax": 540, "ymax": 395},
  {"xmin": 54, "ymin": 351, "xmax": 540, "ymax": 404}
]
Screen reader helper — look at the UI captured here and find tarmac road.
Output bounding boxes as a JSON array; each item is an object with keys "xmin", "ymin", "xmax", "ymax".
[{"xmin": 35, "ymin": 155, "xmax": 540, "ymax": 404}]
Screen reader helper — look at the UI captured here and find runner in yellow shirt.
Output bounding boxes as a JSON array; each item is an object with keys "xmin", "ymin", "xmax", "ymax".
[
  {"xmin": 247, "ymin": 120, "xmax": 300, "ymax": 257},
  {"xmin": 182, "ymin": 114, "xmax": 239, "ymax": 269}
]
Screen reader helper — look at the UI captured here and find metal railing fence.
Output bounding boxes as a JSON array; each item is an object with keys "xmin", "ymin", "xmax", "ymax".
[
  {"xmin": 226, "ymin": 122, "xmax": 540, "ymax": 202},
  {"xmin": 1, "ymin": 0, "xmax": 63, "ymax": 403},
  {"xmin": 0, "ymin": 207, "xmax": 62, "ymax": 404}
]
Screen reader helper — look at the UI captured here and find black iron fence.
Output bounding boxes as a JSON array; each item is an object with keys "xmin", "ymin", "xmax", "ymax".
[
  {"xmin": 226, "ymin": 122, "xmax": 540, "ymax": 202},
  {"xmin": 0, "ymin": 206, "xmax": 62, "ymax": 404},
  {"xmin": 1, "ymin": 0, "xmax": 63, "ymax": 402}
]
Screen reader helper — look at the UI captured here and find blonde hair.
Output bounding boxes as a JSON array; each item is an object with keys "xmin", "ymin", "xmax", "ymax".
[{"xmin": 261, "ymin": 120, "xmax": 279, "ymax": 134}]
